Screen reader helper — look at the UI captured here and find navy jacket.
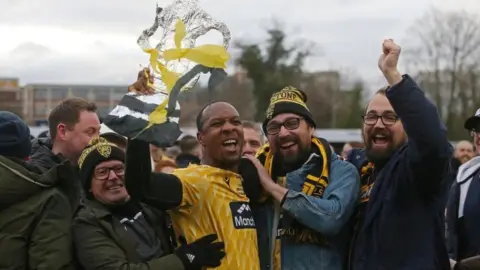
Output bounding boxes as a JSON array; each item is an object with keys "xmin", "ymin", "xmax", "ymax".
[{"xmin": 348, "ymin": 75, "xmax": 452, "ymax": 270}]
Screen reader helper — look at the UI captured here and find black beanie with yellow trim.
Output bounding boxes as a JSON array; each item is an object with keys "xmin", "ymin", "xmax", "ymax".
[
  {"xmin": 78, "ymin": 137, "xmax": 125, "ymax": 193},
  {"xmin": 263, "ymin": 86, "xmax": 316, "ymax": 133}
]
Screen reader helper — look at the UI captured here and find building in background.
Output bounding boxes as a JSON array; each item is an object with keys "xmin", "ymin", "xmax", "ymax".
[
  {"xmin": 23, "ymin": 84, "xmax": 127, "ymax": 125},
  {"xmin": 0, "ymin": 77, "xmax": 23, "ymax": 118}
]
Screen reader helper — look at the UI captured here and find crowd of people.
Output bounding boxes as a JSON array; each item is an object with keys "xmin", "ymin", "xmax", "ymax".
[{"xmin": 1, "ymin": 40, "xmax": 480, "ymax": 270}]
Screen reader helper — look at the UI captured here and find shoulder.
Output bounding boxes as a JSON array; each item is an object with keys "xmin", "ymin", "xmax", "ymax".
[
  {"xmin": 331, "ymin": 158, "xmax": 359, "ymax": 179},
  {"xmin": 172, "ymin": 164, "xmax": 217, "ymax": 179},
  {"xmin": 73, "ymin": 203, "xmax": 100, "ymax": 226}
]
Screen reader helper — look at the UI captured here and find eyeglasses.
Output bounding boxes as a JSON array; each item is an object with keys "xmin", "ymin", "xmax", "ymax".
[
  {"xmin": 266, "ymin": 117, "xmax": 302, "ymax": 135},
  {"xmin": 362, "ymin": 113, "xmax": 399, "ymax": 126},
  {"xmin": 471, "ymin": 129, "xmax": 480, "ymax": 137},
  {"xmin": 94, "ymin": 165, "xmax": 125, "ymax": 180}
]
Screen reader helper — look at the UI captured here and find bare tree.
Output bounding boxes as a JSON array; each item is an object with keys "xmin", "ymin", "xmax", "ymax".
[{"xmin": 403, "ymin": 7, "xmax": 480, "ymax": 137}]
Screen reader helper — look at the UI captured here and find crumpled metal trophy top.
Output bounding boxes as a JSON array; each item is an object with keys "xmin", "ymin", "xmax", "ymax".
[{"xmin": 137, "ymin": 0, "xmax": 231, "ymax": 92}]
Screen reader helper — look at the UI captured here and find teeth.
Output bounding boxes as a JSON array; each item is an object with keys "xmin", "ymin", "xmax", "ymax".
[{"xmin": 223, "ymin": 139, "xmax": 237, "ymax": 145}]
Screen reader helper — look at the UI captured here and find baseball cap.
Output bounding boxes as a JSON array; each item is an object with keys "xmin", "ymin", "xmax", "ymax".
[{"xmin": 465, "ymin": 108, "xmax": 480, "ymax": 131}]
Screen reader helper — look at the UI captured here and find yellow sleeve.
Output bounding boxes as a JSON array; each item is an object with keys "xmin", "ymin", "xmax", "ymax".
[{"xmin": 171, "ymin": 169, "xmax": 203, "ymax": 208}]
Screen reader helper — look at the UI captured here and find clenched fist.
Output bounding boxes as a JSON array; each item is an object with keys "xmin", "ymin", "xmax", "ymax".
[
  {"xmin": 127, "ymin": 68, "xmax": 155, "ymax": 95},
  {"xmin": 378, "ymin": 39, "xmax": 403, "ymax": 86}
]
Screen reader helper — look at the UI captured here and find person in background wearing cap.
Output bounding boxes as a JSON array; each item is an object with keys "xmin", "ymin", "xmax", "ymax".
[
  {"xmin": 344, "ymin": 40, "xmax": 452, "ymax": 269},
  {"xmin": 73, "ymin": 137, "xmax": 225, "ymax": 270},
  {"xmin": 100, "ymin": 123, "xmax": 127, "ymax": 150},
  {"xmin": 0, "ymin": 111, "xmax": 75, "ymax": 269},
  {"xmin": 243, "ymin": 85, "xmax": 360, "ymax": 270},
  {"xmin": 446, "ymin": 108, "xmax": 480, "ymax": 270}
]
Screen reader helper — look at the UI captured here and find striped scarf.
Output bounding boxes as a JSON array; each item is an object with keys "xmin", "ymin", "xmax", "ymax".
[{"xmin": 256, "ymin": 137, "xmax": 331, "ymax": 244}]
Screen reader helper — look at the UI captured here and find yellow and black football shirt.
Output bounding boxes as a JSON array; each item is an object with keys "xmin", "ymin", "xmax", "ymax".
[
  {"xmin": 124, "ymin": 140, "xmax": 260, "ymax": 269},
  {"xmin": 170, "ymin": 165, "xmax": 260, "ymax": 270}
]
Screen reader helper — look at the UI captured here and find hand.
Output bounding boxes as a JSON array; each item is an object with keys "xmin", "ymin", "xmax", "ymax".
[
  {"xmin": 378, "ymin": 39, "xmax": 401, "ymax": 74},
  {"xmin": 243, "ymin": 154, "xmax": 275, "ymax": 188},
  {"xmin": 174, "ymin": 234, "xmax": 225, "ymax": 270},
  {"xmin": 378, "ymin": 39, "xmax": 403, "ymax": 85},
  {"xmin": 127, "ymin": 67, "xmax": 155, "ymax": 95}
]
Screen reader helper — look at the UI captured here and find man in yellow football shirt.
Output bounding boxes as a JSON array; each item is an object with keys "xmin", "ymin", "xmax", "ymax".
[{"xmin": 124, "ymin": 70, "xmax": 261, "ymax": 270}]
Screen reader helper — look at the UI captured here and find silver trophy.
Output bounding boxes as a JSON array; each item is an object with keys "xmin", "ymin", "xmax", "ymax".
[{"xmin": 137, "ymin": 0, "xmax": 231, "ymax": 93}]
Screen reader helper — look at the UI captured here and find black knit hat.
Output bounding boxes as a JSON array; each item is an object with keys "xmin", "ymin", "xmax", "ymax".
[
  {"xmin": 78, "ymin": 137, "xmax": 125, "ymax": 193},
  {"xmin": 262, "ymin": 86, "xmax": 316, "ymax": 133},
  {"xmin": 0, "ymin": 111, "xmax": 31, "ymax": 158}
]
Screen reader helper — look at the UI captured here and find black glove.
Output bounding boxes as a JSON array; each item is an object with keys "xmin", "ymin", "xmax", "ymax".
[{"xmin": 174, "ymin": 234, "xmax": 225, "ymax": 270}]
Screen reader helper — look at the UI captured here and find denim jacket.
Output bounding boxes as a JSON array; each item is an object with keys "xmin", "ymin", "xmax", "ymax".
[{"xmin": 253, "ymin": 153, "xmax": 360, "ymax": 270}]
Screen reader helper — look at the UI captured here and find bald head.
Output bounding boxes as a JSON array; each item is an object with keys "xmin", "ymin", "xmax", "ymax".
[
  {"xmin": 454, "ymin": 140, "xmax": 475, "ymax": 164},
  {"xmin": 196, "ymin": 101, "xmax": 239, "ymax": 132}
]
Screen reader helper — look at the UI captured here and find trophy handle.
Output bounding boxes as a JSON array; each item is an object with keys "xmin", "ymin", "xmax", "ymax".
[{"xmin": 137, "ymin": 5, "xmax": 163, "ymax": 50}]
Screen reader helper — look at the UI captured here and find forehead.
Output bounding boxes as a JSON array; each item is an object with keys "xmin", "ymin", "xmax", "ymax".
[
  {"xmin": 243, "ymin": 127, "xmax": 261, "ymax": 140},
  {"xmin": 366, "ymin": 94, "xmax": 394, "ymax": 113},
  {"xmin": 456, "ymin": 142, "xmax": 473, "ymax": 150},
  {"xmin": 77, "ymin": 110, "xmax": 100, "ymax": 126},
  {"xmin": 204, "ymin": 102, "xmax": 239, "ymax": 121},
  {"xmin": 269, "ymin": 113, "xmax": 299, "ymax": 123},
  {"xmin": 95, "ymin": 159, "xmax": 123, "ymax": 169}
]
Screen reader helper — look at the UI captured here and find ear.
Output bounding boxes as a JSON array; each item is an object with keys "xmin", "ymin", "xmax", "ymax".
[
  {"xmin": 308, "ymin": 125, "xmax": 314, "ymax": 137},
  {"xmin": 197, "ymin": 132, "xmax": 206, "ymax": 147},
  {"xmin": 57, "ymin": 123, "xmax": 68, "ymax": 140}
]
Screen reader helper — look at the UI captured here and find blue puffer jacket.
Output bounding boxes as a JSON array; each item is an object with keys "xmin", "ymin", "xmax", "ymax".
[{"xmin": 253, "ymin": 153, "xmax": 359, "ymax": 270}]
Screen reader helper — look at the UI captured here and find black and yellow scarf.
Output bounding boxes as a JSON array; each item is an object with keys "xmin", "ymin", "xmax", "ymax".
[{"xmin": 256, "ymin": 136, "xmax": 332, "ymax": 244}]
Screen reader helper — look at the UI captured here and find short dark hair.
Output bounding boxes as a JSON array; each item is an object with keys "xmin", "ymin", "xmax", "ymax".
[
  {"xmin": 179, "ymin": 135, "xmax": 199, "ymax": 153},
  {"xmin": 48, "ymin": 98, "xmax": 97, "ymax": 139},
  {"xmin": 364, "ymin": 86, "xmax": 388, "ymax": 114},
  {"xmin": 196, "ymin": 101, "xmax": 222, "ymax": 132}
]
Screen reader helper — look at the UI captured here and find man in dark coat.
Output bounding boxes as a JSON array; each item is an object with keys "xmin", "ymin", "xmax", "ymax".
[
  {"xmin": 0, "ymin": 111, "xmax": 76, "ymax": 269},
  {"xmin": 347, "ymin": 40, "xmax": 452, "ymax": 270},
  {"xmin": 73, "ymin": 137, "xmax": 225, "ymax": 270}
]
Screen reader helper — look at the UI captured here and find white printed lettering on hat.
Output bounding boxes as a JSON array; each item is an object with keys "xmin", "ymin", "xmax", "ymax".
[{"xmin": 475, "ymin": 108, "xmax": 480, "ymax": 117}]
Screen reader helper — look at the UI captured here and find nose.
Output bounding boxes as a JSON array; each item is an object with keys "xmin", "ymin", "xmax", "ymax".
[
  {"xmin": 278, "ymin": 125, "xmax": 290, "ymax": 137},
  {"xmin": 221, "ymin": 121, "xmax": 236, "ymax": 132},
  {"xmin": 243, "ymin": 142, "xmax": 255, "ymax": 155},
  {"xmin": 107, "ymin": 169, "xmax": 119, "ymax": 180},
  {"xmin": 373, "ymin": 117, "xmax": 386, "ymax": 128}
]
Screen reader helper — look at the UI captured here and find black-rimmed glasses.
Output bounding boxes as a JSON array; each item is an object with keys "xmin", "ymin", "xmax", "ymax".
[
  {"xmin": 362, "ymin": 113, "xmax": 399, "ymax": 126},
  {"xmin": 94, "ymin": 165, "xmax": 125, "ymax": 180},
  {"xmin": 266, "ymin": 117, "xmax": 302, "ymax": 135}
]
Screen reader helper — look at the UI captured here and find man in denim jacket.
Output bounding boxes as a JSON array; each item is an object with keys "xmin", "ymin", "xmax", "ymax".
[{"xmin": 245, "ymin": 86, "xmax": 360, "ymax": 270}]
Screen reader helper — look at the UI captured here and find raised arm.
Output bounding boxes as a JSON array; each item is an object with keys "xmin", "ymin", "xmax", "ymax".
[
  {"xmin": 378, "ymin": 40, "xmax": 452, "ymax": 190},
  {"xmin": 125, "ymin": 139, "xmax": 183, "ymax": 210}
]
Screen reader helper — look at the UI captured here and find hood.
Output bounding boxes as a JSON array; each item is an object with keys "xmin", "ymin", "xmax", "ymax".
[
  {"xmin": 0, "ymin": 156, "xmax": 58, "ymax": 210},
  {"xmin": 29, "ymin": 137, "xmax": 66, "ymax": 173},
  {"xmin": 30, "ymin": 137, "xmax": 53, "ymax": 157},
  {"xmin": 457, "ymin": 156, "xmax": 480, "ymax": 183}
]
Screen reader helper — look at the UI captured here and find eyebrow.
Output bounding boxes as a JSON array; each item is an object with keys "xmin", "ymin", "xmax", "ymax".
[{"xmin": 366, "ymin": 110, "xmax": 396, "ymax": 114}]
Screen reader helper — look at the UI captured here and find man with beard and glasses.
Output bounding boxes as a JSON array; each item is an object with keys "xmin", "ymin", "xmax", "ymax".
[
  {"xmin": 345, "ymin": 39, "xmax": 452, "ymax": 269},
  {"xmin": 124, "ymin": 70, "xmax": 261, "ymax": 270},
  {"xmin": 446, "ymin": 109, "xmax": 480, "ymax": 270},
  {"xmin": 244, "ymin": 85, "xmax": 360, "ymax": 270}
]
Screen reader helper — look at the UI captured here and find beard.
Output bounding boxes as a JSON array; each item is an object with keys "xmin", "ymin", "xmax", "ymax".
[
  {"xmin": 363, "ymin": 128, "xmax": 404, "ymax": 167},
  {"xmin": 274, "ymin": 135, "xmax": 311, "ymax": 170}
]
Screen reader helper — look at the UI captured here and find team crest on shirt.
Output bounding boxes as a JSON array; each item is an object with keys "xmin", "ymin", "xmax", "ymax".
[{"xmin": 230, "ymin": 202, "xmax": 256, "ymax": 229}]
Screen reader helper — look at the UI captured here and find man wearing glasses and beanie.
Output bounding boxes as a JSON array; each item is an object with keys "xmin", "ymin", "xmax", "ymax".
[
  {"xmin": 447, "ymin": 108, "xmax": 480, "ymax": 270},
  {"xmin": 244, "ymin": 86, "xmax": 360, "ymax": 270}
]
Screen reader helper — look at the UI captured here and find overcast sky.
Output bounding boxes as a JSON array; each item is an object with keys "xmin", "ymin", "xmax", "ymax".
[{"xmin": 0, "ymin": 0, "xmax": 479, "ymax": 91}]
